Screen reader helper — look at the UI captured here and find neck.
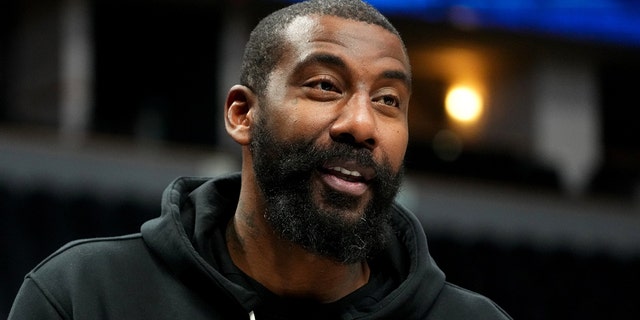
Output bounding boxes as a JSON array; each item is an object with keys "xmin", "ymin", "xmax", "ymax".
[{"xmin": 226, "ymin": 201, "xmax": 370, "ymax": 303}]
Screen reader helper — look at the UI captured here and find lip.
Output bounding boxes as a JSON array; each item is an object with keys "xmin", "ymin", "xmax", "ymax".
[
  {"xmin": 322, "ymin": 160, "xmax": 376, "ymax": 180},
  {"xmin": 318, "ymin": 160, "xmax": 376, "ymax": 196}
]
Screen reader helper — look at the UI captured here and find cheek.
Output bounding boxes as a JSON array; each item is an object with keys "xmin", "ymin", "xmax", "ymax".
[
  {"xmin": 396, "ymin": 132, "xmax": 409, "ymax": 163},
  {"xmin": 381, "ymin": 125, "xmax": 409, "ymax": 169},
  {"xmin": 283, "ymin": 107, "xmax": 334, "ymax": 139}
]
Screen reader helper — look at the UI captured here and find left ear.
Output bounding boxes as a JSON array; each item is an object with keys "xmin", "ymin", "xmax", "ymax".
[{"xmin": 224, "ymin": 85, "xmax": 257, "ymax": 146}]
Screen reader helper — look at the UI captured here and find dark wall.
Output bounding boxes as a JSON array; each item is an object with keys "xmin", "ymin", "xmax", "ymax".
[{"xmin": 92, "ymin": 1, "xmax": 222, "ymax": 145}]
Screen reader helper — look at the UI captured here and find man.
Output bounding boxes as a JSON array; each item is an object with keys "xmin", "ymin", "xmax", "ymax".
[{"xmin": 9, "ymin": 0, "xmax": 512, "ymax": 319}]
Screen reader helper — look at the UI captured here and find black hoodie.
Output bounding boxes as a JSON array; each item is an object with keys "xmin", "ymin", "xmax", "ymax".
[{"xmin": 9, "ymin": 173, "xmax": 512, "ymax": 319}]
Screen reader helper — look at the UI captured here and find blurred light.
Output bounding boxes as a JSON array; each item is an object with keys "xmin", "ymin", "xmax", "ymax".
[{"xmin": 445, "ymin": 86, "xmax": 483, "ymax": 123}]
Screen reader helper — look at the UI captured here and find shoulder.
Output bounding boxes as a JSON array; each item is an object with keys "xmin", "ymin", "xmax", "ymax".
[
  {"xmin": 33, "ymin": 234, "xmax": 146, "ymax": 273},
  {"xmin": 430, "ymin": 282, "xmax": 512, "ymax": 319},
  {"xmin": 27, "ymin": 234, "xmax": 154, "ymax": 292},
  {"xmin": 11, "ymin": 235, "xmax": 155, "ymax": 319}
]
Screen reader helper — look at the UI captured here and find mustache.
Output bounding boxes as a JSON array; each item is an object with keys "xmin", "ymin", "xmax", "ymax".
[{"xmin": 276, "ymin": 140, "xmax": 381, "ymax": 178}]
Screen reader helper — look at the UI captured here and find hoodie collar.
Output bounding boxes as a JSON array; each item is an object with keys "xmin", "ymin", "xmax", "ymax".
[{"xmin": 141, "ymin": 173, "xmax": 446, "ymax": 318}]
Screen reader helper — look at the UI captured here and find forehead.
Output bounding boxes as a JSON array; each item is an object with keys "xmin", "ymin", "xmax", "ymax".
[{"xmin": 279, "ymin": 15, "xmax": 410, "ymax": 73}]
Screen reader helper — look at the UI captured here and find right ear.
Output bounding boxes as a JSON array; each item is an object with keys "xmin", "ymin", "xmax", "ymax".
[{"xmin": 224, "ymin": 85, "xmax": 256, "ymax": 146}]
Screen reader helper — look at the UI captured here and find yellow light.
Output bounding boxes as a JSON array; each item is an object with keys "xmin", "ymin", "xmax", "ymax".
[{"xmin": 445, "ymin": 86, "xmax": 483, "ymax": 123}]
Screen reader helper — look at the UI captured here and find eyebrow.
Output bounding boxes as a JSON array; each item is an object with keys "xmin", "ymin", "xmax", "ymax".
[
  {"xmin": 382, "ymin": 70, "xmax": 412, "ymax": 92},
  {"xmin": 295, "ymin": 52, "xmax": 411, "ymax": 90},
  {"xmin": 295, "ymin": 53, "xmax": 347, "ymax": 72}
]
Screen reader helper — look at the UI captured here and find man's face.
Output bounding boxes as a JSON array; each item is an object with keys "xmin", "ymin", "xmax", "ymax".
[{"xmin": 250, "ymin": 15, "xmax": 411, "ymax": 263}]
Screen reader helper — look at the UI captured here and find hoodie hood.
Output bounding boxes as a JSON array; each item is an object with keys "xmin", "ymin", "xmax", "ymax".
[{"xmin": 141, "ymin": 173, "xmax": 446, "ymax": 319}]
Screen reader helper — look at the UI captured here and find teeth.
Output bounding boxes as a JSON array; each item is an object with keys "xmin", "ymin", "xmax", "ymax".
[{"xmin": 329, "ymin": 166, "xmax": 362, "ymax": 177}]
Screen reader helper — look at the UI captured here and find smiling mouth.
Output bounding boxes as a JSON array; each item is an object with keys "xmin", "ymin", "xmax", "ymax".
[
  {"xmin": 318, "ymin": 161, "xmax": 375, "ymax": 196},
  {"xmin": 326, "ymin": 166, "xmax": 365, "ymax": 182}
]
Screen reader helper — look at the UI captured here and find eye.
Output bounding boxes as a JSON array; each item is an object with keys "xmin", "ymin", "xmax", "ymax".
[
  {"xmin": 308, "ymin": 79, "xmax": 339, "ymax": 92},
  {"xmin": 374, "ymin": 95, "xmax": 400, "ymax": 108},
  {"xmin": 302, "ymin": 76, "xmax": 343, "ymax": 101}
]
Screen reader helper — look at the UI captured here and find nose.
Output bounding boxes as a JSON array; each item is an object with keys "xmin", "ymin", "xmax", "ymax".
[{"xmin": 330, "ymin": 93, "xmax": 377, "ymax": 150}]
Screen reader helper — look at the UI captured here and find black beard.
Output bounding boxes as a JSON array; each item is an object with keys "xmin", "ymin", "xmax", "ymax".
[{"xmin": 249, "ymin": 115, "xmax": 403, "ymax": 264}]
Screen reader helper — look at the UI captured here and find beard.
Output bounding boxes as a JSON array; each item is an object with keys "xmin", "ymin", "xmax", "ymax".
[{"xmin": 249, "ymin": 115, "xmax": 404, "ymax": 264}]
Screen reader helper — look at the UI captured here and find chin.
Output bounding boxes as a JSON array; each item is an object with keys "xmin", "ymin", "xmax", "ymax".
[{"xmin": 313, "ymin": 185, "xmax": 372, "ymax": 224}]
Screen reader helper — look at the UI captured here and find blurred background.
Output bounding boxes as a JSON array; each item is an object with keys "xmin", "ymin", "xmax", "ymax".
[{"xmin": 1, "ymin": 0, "xmax": 639, "ymax": 318}]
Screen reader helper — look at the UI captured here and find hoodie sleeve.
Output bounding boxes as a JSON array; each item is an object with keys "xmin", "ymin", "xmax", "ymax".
[{"xmin": 8, "ymin": 277, "xmax": 66, "ymax": 320}]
